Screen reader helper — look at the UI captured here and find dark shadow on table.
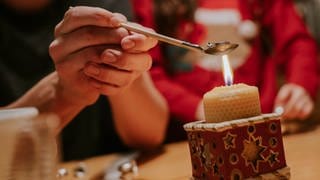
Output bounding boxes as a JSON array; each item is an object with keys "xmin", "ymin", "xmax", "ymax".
[
  {"xmin": 137, "ymin": 148, "xmax": 166, "ymax": 165},
  {"xmin": 164, "ymin": 117, "xmax": 189, "ymax": 143},
  {"xmin": 282, "ymin": 108, "xmax": 320, "ymax": 136}
]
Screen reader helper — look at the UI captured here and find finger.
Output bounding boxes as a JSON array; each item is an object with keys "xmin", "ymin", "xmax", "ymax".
[
  {"xmin": 286, "ymin": 98, "xmax": 307, "ymax": 120},
  {"xmin": 50, "ymin": 27, "xmax": 128, "ymax": 62},
  {"xmin": 87, "ymin": 77, "xmax": 126, "ymax": 96},
  {"xmin": 83, "ymin": 63, "xmax": 135, "ymax": 87},
  {"xmin": 121, "ymin": 32, "xmax": 158, "ymax": 52},
  {"xmin": 54, "ymin": 45, "xmax": 105, "ymax": 75},
  {"xmin": 100, "ymin": 49, "xmax": 152, "ymax": 71},
  {"xmin": 298, "ymin": 99, "xmax": 314, "ymax": 120},
  {"xmin": 282, "ymin": 89, "xmax": 302, "ymax": 118},
  {"xmin": 55, "ymin": 6, "xmax": 126, "ymax": 36},
  {"xmin": 274, "ymin": 85, "xmax": 292, "ymax": 107}
]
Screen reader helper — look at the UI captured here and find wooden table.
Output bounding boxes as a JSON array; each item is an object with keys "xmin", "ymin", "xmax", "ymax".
[{"xmin": 61, "ymin": 126, "xmax": 320, "ymax": 179}]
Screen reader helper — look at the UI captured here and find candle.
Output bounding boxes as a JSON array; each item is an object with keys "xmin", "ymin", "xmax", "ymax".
[{"xmin": 203, "ymin": 55, "xmax": 261, "ymax": 123}]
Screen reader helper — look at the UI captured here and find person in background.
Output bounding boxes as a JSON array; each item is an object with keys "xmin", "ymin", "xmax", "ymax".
[
  {"xmin": 291, "ymin": 0, "xmax": 320, "ymax": 132},
  {"xmin": 131, "ymin": 0, "xmax": 318, "ymax": 141},
  {"xmin": 0, "ymin": 0, "xmax": 169, "ymax": 161}
]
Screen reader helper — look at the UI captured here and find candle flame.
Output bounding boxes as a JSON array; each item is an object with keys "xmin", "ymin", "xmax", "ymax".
[{"xmin": 222, "ymin": 55, "xmax": 233, "ymax": 86}]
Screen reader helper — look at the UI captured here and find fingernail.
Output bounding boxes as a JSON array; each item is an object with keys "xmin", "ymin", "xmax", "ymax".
[
  {"xmin": 102, "ymin": 51, "xmax": 117, "ymax": 62},
  {"xmin": 122, "ymin": 39, "xmax": 135, "ymax": 49},
  {"xmin": 85, "ymin": 65, "xmax": 100, "ymax": 76}
]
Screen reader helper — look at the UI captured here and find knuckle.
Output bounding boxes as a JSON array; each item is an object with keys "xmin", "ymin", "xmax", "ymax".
[
  {"xmin": 64, "ymin": 7, "xmax": 80, "ymax": 20},
  {"xmin": 54, "ymin": 22, "xmax": 62, "ymax": 37},
  {"xmin": 90, "ymin": 7, "xmax": 117, "ymax": 26},
  {"xmin": 91, "ymin": 10, "xmax": 105, "ymax": 21},
  {"xmin": 49, "ymin": 40, "xmax": 60, "ymax": 61}
]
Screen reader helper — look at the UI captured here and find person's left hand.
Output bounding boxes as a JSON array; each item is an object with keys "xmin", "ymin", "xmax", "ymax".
[{"xmin": 274, "ymin": 83, "xmax": 314, "ymax": 120}]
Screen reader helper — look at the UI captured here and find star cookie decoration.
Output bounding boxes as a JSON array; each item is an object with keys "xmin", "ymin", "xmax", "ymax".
[
  {"xmin": 267, "ymin": 150, "xmax": 280, "ymax": 167},
  {"xmin": 241, "ymin": 135, "xmax": 267, "ymax": 172},
  {"xmin": 223, "ymin": 131, "xmax": 237, "ymax": 150},
  {"xmin": 212, "ymin": 161, "xmax": 220, "ymax": 176}
]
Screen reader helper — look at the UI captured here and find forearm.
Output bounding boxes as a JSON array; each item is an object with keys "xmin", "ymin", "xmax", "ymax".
[
  {"xmin": 109, "ymin": 72, "xmax": 169, "ymax": 149},
  {"xmin": 7, "ymin": 72, "xmax": 87, "ymax": 131}
]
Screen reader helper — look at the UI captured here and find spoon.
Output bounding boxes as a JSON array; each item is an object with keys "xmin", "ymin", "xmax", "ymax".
[{"xmin": 121, "ymin": 22, "xmax": 238, "ymax": 55}]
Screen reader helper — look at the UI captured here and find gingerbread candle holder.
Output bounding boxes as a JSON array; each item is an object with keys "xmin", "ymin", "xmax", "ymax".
[{"xmin": 184, "ymin": 113, "xmax": 290, "ymax": 179}]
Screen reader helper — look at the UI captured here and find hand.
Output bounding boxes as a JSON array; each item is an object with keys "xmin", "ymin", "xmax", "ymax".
[
  {"xmin": 274, "ymin": 83, "xmax": 314, "ymax": 121},
  {"xmin": 49, "ymin": 6, "xmax": 157, "ymax": 106}
]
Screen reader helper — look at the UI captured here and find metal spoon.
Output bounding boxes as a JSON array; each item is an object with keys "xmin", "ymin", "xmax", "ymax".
[{"xmin": 121, "ymin": 22, "xmax": 238, "ymax": 55}]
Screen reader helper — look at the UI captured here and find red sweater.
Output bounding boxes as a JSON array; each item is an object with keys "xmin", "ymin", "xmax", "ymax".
[{"xmin": 132, "ymin": 0, "xmax": 319, "ymax": 123}]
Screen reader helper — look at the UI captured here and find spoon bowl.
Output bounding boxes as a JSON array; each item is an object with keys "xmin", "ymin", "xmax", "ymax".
[{"xmin": 204, "ymin": 42, "xmax": 239, "ymax": 55}]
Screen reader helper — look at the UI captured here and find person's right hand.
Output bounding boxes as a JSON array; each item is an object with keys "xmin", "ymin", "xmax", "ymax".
[
  {"xmin": 274, "ymin": 83, "xmax": 314, "ymax": 121},
  {"xmin": 49, "ymin": 6, "xmax": 157, "ymax": 106}
]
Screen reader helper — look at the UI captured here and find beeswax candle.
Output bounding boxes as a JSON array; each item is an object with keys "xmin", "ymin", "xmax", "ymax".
[{"xmin": 203, "ymin": 83, "xmax": 261, "ymax": 123}]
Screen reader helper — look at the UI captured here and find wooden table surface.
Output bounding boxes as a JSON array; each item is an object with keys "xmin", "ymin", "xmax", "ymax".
[{"xmin": 61, "ymin": 125, "xmax": 320, "ymax": 180}]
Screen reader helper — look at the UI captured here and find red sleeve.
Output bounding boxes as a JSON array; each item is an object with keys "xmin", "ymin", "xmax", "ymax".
[
  {"xmin": 265, "ymin": 0, "xmax": 319, "ymax": 98},
  {"xmin": 150, "ymin": 66, "xmax": 202, "ymax": 123}
]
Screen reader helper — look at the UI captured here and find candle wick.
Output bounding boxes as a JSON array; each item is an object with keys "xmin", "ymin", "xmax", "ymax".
[{"xmin": 226, "ymin": 77, "xmax": 233, "ymax": 86}]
